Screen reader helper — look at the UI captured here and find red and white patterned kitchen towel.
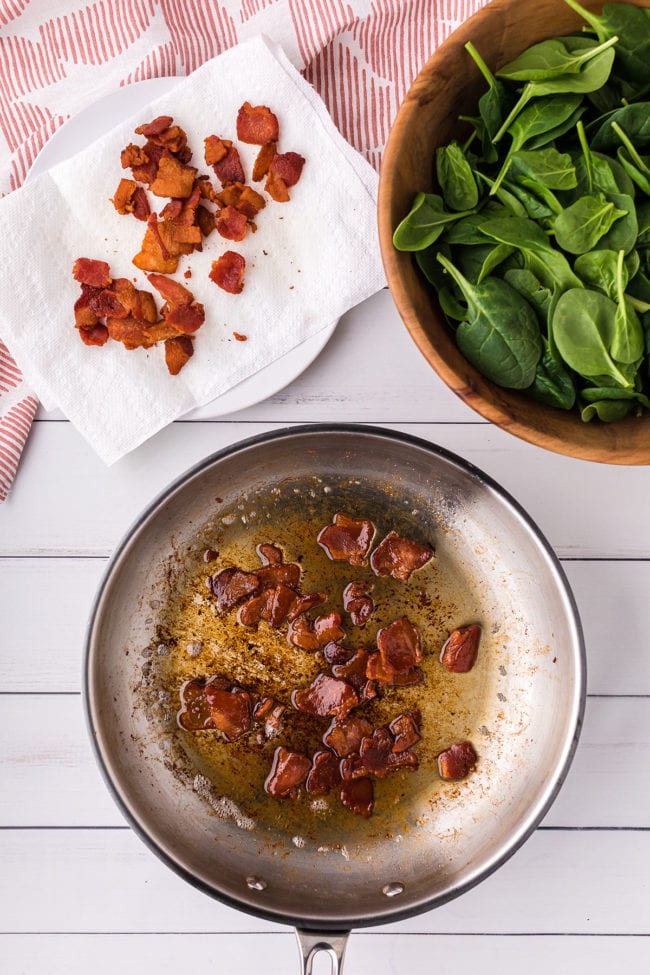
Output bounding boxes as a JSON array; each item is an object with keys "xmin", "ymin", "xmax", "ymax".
[{"xmin": 0, "ymin": 0, "xmax": 485, "ymax": 500}]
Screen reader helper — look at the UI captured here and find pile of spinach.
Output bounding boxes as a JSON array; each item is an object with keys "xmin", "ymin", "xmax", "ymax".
[{"xmin": 393, "ymin": 0, "xmax": 650, "ymax": 422}]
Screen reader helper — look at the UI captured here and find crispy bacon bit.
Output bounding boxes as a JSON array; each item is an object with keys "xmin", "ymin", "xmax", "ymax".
[
  {"xmin": 264, "ymin": 746, "xmax": 311, "ymax": 798},
  {"xmin": 135, "ymin": 118, "xmax": 190, "ymax": 158},
  {"xmin": 365, "ymin": 652, "xmax": 424, "ymax": 687},
  {"xmin": 209, "ymin": 251, "xmax": 246, "ymax": 294},
  {"xmin": 323, "ymin": 714, "xmax": 373, "ymax": 758},
  {"xmin": 106, "ymin": 316, "xmax": 154, "ymax": 350},
  {"xmin": 237, "ymin": 590, "xmax": 273, "ymax": 627},
  {"xmin": 389, "ymin": 712, "xmax": 422, "ymax": 754},
  {"xmin": 252, "ymin": 141, "xmax": 277, "ymax": 182},
  {"xmin": 437, "ymin": 741, "xmax": 478, "ymax": 781},
  {"xmin": 377, "ymin": 617, "xmax": 423, "ymax": 675},
  {"xmin": 440, "ymin": 625, "xmax": 481, "ymax": 673},
  {"xmin": 111, "ymin": 177, "xmax": 138, "ymax": 214},
  {"xmin": 133, "ymin": 214, "xmax": 178, "ymax": 273},
  {"xmin": 74, "ymin": 287, "xmax": 99, "ymax": 328},
  {"xmin": 78, "ymin": 324, "xmax": 109, "ymax": 346},
  {"xmin": 370, "ymin": 531, "xmax": 434, "ymax": 581},
  {"xmin": 165, "ymin": 335, "xmax": 194, "ymax": 375},
  {"xmin": 149, "ymin": 153, "xmax": 197, "ymax": 199},
  {"xmin": 121, "ymin": 142, "xmax": 148, "ymax": 171},
  {"xmin": 177, "ymin": 675, "xmax": 230, "ymax": 731},
  {"xmin": 204, "ymin": 685, "xmax": 253, "ymax": 741},
  {"xmin": 135, "ymin": 115, "xmax": 173, "ymax": 139},
  {"xmin": 195, "ymin": 205, "xmax": 215, "ymax": 237},
  {"xmin": 236, "ymin": 102, "xmax": 279, "ymax": 145},
  {"xmin": 270, "ymin": 151, "xmax": 305, "ymax": 188},
  {"xmin": 265, "ymin": 169, "xmax": 291, "ymax": 203},
  {"xmin": 322, "ymin": 641, "xmax": 355, "ymax": 667},
  {"xmin": 216, "ymin": 182, "xmax": 266, "ymax": 218},
  {"xmin": 288, "ymin": 612, "xmax": 344, "ymax": 651},
  {"xmin": 233, "ymin": 332, "xmax": 248, "ymax": 342},
  {"xmin": 331, "ymin": 648, "xmax": 375, "ymax": 701},
  {"xmin": 132, "ymin": 187, "xmax": 150, "ymax": 221},
  {"xmin": 341, "ymin": 728, "xmax": 419, "ymax": 781},
  {"xmin": 73, "ymin": 258, "xmax": 111, "ymax": 289},
  {"xmin": 286, "ymin": 592, "xmax": 326, "ymax": 622},
  {"xmin": 340, "ymin": 777, "xmax": 374, "ymax": 818},
  {"xmin": 210, "ymin": 567, "xmax": 260, "ymax": 611},
  {"xmin": 317, "ymin": 513, "xmax": 375, "ymax": 567},
  {"xmin": 256, "ymin": 543, "xmax": 283, "ymax": 565},
  {"xmin": 292, "ymin": 673, "xmax": 358, "ymax": 718},
  {"xmin": 148, "ymin": 273, "xmax": 205, "ymax": 335},
  {"xmin": 111, "ymin": 279, "xmax": 157, "ymax": 322},
  {"xmin": 256, "ymin": 562, "xmax": 301, "ymax": 590},
  {"xmin": 209, "ymin": 140, "xmax": 245, "ymax": 185},
  {"xmin": 216, "ymin": 205, "xmax": 248, "ymax": 241},
  {"xmin": 89, "ymin": 289, "xmax": 129, "ymax": 319},
  {"xmin": 306, "ymin": 750, "xmax": 341, "ymax": 796},
  {"xmin": 342, "ymin": 581, "xmax": 374, "ymax": 626}
]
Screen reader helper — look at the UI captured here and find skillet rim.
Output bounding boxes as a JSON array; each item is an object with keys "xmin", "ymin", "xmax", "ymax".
[{"xmin": 83, "ymin": 422, "xmax": 586, "ymax": 932}]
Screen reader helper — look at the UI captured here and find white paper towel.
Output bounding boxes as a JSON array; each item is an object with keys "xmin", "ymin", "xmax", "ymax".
[{"xmin": 0, "ymin": 36, "xmax": 385, "ymax": 463}]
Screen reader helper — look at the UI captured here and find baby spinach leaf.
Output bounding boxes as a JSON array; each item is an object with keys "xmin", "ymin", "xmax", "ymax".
[
  {"xmin": 551, "ymin": 287, "xmax": 634, "ymax": 386},
  {"xmin": 444, "ymin": 204, "xmax": 510, "ymax": 244},
  {"xmin": 598, "ymin": 3, "xmax": 650, "ymax": 84},
  {"xmin": 611, "ymin": 248, "xmax": 645, "ymax": 363},
  {"xmin": 502, "ymin": 179, "xmax": 556, "ymax": 220},
  {"xmin": 590, "ymin": 102, "xmax": 650, "ymax": 151},
  {"xmin": 438, "ymin": 286, "xmax": 468, "ymax": 322},
  {"xmin": 581, "ymin": 386, "xmax": 650, "ymax": 407},
  {"xmin": 575, "ymin": 248, "xmax": 625, "ymax": 298},
  {"xmin": 580, "ymin": 398, "xmax": 634, "ymax": 422},
  {"xmin": 497, "ymin": 35, "xmax": 615, "ymax": 82},
  {"xmin": 437, "ymin": 252, "xmax": 541, "ymax": 388},
  {"xmin": 553, "ymin": 192, "xmax": 626, "ymax": 253},
  {"xmin": 504, "ymin": 268, "xmax": 553, "ymax": 323},
  {"xmin": 464, "ymin": 41, "xmax": 517, "ymax": 160},
  {"xmin": 393, "ymin": 193, "xmax": 476, "ymax": 251},
  {"xmin": 523, "ymin": 103, "xmax": 586, "ymax": 149},
  {"xmin": 598, "ymin": 191, "xmax": 638, "ymax": 254},
  {"xmin": 436, "ymin": 142, "xmax": 480, "ymax": 211},
  {"xmin": 610, "ymin": 121, "xmax": 650, "ymax": 195},
  {"xmin": 479, "ymin": 215, "xmax": 584, "ymax": 291},
  {"xmin": 508, "ymin": 147, "xmax": 578, "ymax": 190},
  {"xmin": 528, "ymin": 339, "xmax": 577, "ymax": 409},
  {"xmin": 477, "ymin": 243, "xmax": 515, "ymax": 283},
  {"xmin": 478, "ymin": 215, "xmax": 555, "ymax": 251}
]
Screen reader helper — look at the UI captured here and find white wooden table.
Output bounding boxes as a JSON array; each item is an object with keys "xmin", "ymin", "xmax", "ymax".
[{"xmin": 1, "ymin": 288, "xmax": 649, "ymax": 973}]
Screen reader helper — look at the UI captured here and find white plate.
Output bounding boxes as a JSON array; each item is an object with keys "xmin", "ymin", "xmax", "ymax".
[{"xmin": 27, "ymin": 78, "xmax": 338, "ymax": 417}]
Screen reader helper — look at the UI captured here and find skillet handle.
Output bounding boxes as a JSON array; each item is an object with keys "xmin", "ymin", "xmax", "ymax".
[{"xmin": 295, "ymin": 929, "xmax": 350, "ymax": 975}]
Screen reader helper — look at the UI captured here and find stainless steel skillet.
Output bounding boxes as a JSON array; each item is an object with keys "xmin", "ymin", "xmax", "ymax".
[{"xmin": 84, "ymin": 424, "xmax": 585, "ymax": 973}]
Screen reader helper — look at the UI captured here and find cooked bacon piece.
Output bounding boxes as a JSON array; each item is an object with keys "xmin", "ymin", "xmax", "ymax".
[
  {"xmin": 165, "ymin": 335, "xmax": 194, "ymax": 375},
  {"xmin": 208, "ymin": 140, "xmax": 245, "ymax": 185},
  {"xmin": 270, "ymin": 151, "xmax": 305, "ymax": 188},
  {"xmin": 149, "ymin": 153, "xmax": 197, "ymax": 198},
  {"xmin": 111, "ymin": 279, "xmax": 157, "ymax": 322},
  {"xmin": 89, "ymin": 289, "xmax": 129, "ymax": 319},
  {"xmin": 292, "ymin": 673, "xmax": 358, "ymax": 718},
  {"xmin": 256, "ymin": 562, "xmax": 301, "ymax": 590},
  {"xmin": 216, "ymin": 182, "xmax": 266, "ymax": 218},
  {"xmin": 147, "ymin": 273, "xmax": 194, "ymax": 307},
  {"xmin": 74, "ymin": 286, "xmax": 99, "ymax": 328},
  {"xmin": 267, "ymin": 583, "xmax": 299, "ymax": 627},
  {"xmin": 256, "ymin": 543, "xmax": 283, "ymax": 565},
  {"xmin": 196, "ymin": 174, "xmax": 218, "ymax": 201},
  {"xmin": 440, "ymin": 625, "xmax": 481, "ymax": 673},
  {"xmin": 216, "ymin": 205, "xmax": 247, "ymax": 241},
  {"xmin": 237, "ymin": 589, "xmax": 273, "ymax": 627},
  {"xmin": 253, "ymin": 697, "xmax": 286, "ymax": 739},
  {"xmin": 135, "ymin": 115, "xmax": 173, "ymax": 139},
  {"xmin": 78, "ymin": 324, "xmax": 109, "ymax": 347},
  {"xmin": 389, "ymin": 712, "xmax": 422, "ymax": 754},
  {"xmin": 204, "ymin": 135, "xmax": 229, "ymax": 166},
  {"xmin": 177, "ymin": 675, "xmax": 230, "ymax": 731},
  {"xmin": 121, "ymin": 142, "xmax": 148, "ymax": 171},
  {"xmin": 265, "ymin": 168, "xmax": 291, "ymax": 203},
  {"xmin": 129, "ymin": 141, "xmax": 166, "ymax": 184},
  {"xmin": 73, "ymin": 258, "xmax": 111, "ymax": 289},
  {"xmin": 286, "ymin": 592, "xmax": 326, "ymax": 622},
  {"xmin": 148, "ymin": 273, "xmax": 205, "ymax": 335},
  {"xmin": 317, "ymin": 513, "xmax": 375, "ymax": 567},
  {"xmin": 204, "ymin": 685, "xmax": 253, "ymax": 741},
  {"xmin": 252, "ymin": 141, "xmax": 277, "ymax": 182},
  {"xmin": 143, "ymin": 321, "xmax": 184, "ymax": 344},
  {"xmin": 341, "ymin": 728, "xmax": 419, "ymax": 781},
  {"xmin": 370, "ymin": 531, "xmax": 434, "ymax": 581},
  {"xmin": 133, "ymin": 214, "xmax": 178, "ymax": 273},
  {"xmin": 340, "ymin": 777, "xmax": 374, "ymax": 818},
  {"xmin": 365, "ymin": 652, "xmax": 425, "ymax": 687},
  {"xmin": 131, "ymin": 187, "xmax": 150, "ymax": 221},
  {"xmin": 209, "ymin": 566, "xmax": 260, "ymax": 611},
  {"xmin": 306, "ymin": 750, "xmax": 341, "ymax": 796},
  {"xmin": 322, "ymin": 642, "xmax": 355, "ymax": 667},
  {"xmin": 288, "ymin": 612, "xmax": 344, "ymax": 651},
  {"xmin": 437, "ymin": 741, "xmax": 477, "ymax": 780},
  {"xmin": 209, "ymin": 251, "xmax": 246, "ymax": 294},
  {"xmin": 343, "ymin": 581, "xmax": 374, "ymax": 626},
  {"xmin": 264, "ymin": 746, "xmax": 311, "ymax": 798},
  {"xmin": 106, "ymin": 315, "xmax": 155, "ymax": 350},
  {"xmin": 332, "ymin": 648, "xmax": 376, "ymax": 703},
  {"xmin": 195, "ymin": 205, "xmax": 215, "ymax": 237},
  {"xmin": 377, "ymin": 617, "xmax": 423, "ymax": 675},
  {"xmin": 236, "ymin": 102, "xmax": 279, "ymax": 145},
  {"xmin": 111, "ymin": 177, "xmax": 138, "ymax": 214},
  {"xmin": 323, "ymin": 714, "xmax": 373, "ymax": 758}
]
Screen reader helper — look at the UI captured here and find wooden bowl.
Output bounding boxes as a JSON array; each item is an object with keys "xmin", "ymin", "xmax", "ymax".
[{"xmin": 379, "ymin": 0, "xmax": 650, "ymax": 465}]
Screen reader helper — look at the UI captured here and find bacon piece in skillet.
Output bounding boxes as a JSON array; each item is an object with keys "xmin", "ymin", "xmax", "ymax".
[
  {"xmin": 440, "ymin": 625, "xmax": 481, "ymax": 673},
  {"xmin": 292, "ymin": 673, "xmax": 359, "ymax": 718},
  {"xmin": 340, "ymin": 728, "xmax": 419, "ymax": 781},
  {"xmin": 253, "ymin": 697, "xmax": 286, "ymax": 740},
  {"xmin": 256, "ymin": 561, "xmax": 302, "ymax": 590},
  {"xmin": 286, "ymin": 592, "xmax": 327, "ymax": 621},
  {"xmin": 204, "ymin": 684, "xmax": 253, "ymax": 741},
  {"xmin": 342, "ymin": 581, "xmax": 374, "ymax": 626},
  {"xmin": 317, "ymin": 513, "xmax": 375, "ymax": 567},
  {"xmin": 264, "ymin": 746, "xmax": 311, "ymax": 798},
  {"xmin": 305, "ymin": 750, "xmax": 342, "ymax": 796},
  {"xmin": 340, "ymin": 777, "xmax": 374, "ymax": 818},
  {"xmin": 177, "ymin": 675, "xmax": 230, "ymax": 731},
  {"xmin": 209, "ymin": 567, "xmax": 260, "ymax": 611},
  {"xmin": 389, "ymin": 711, "xmax": 422, "ymax": 754},
  {"xmin": 256, "ymin": 543, "xmax": 284, "ymax": 565},
  {"xmin": 376, "ymin": 617, "xmax": 423, "ymax": 676},
  {"xmin": 236, "ymin": 102, "xmax": 280, "ymax": 145},
  {"xmin": 209, "ymin": 251, "xmax": 246, "ymax": 294},
  {"xmin": 370, "ymin": 530, "xmax": 434, "ymax": 581},
  {"xmin": 330, "ymin": 648, "xmax": 376, "ymax": 702},
  {"xmin": 288, "ymin": 612, "xmax": 344, "ymax": 651},
  {"xmin": 365, "ymin": 653, "xmax": 424, "ymax": 687},
  {"xmin": 437, "ymin": 741, "xmax": 478, "ymax": 781},
  {"xmin": 323, "ymin": 714, "xmax": 374, "ymax": 759}
]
